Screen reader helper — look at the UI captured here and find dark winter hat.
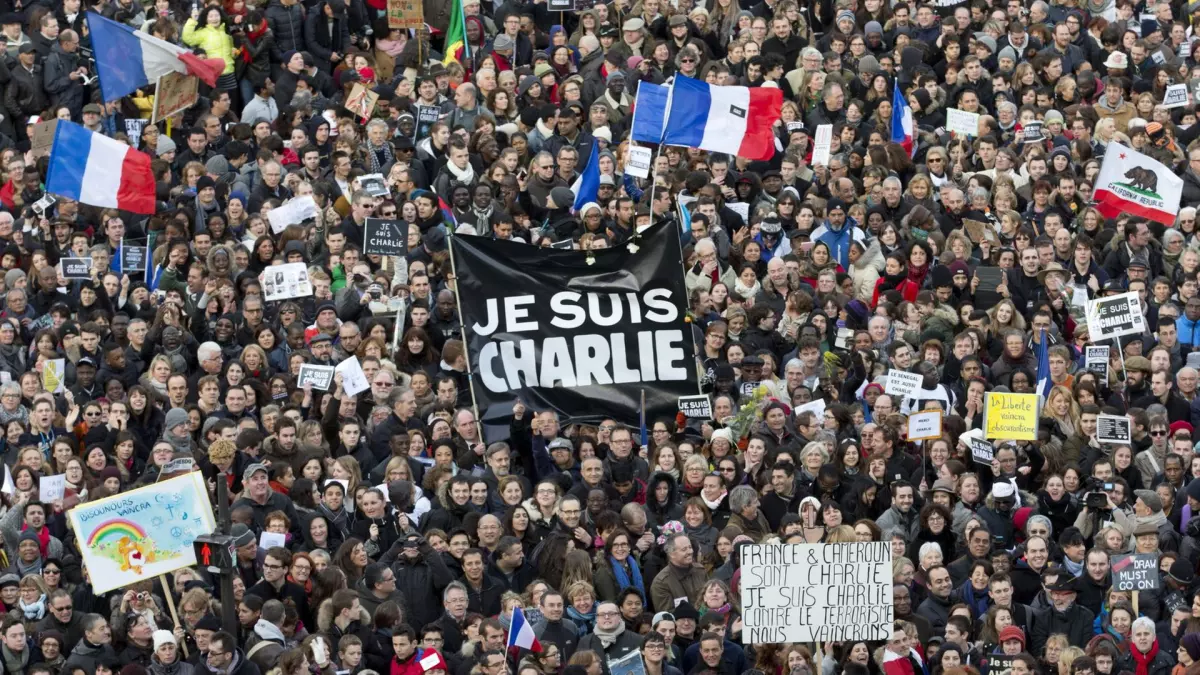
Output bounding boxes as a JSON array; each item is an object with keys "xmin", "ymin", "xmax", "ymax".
[
  {"xmin": 1182, "ymin": 633, "xmax": 1200, "ymax": 662},
  {"xmin": 196, "ymin": 176, "xmax": 216, "ymax": 192},
  {"xmin": 230, "ymin": 523, "xmax": 256, "ymax": 548},
  {"xmin": 673, "ymin": 601, "xmax": 699, "ymax": 621},
  {"xmin": 930, "ymin": 265, "xmax": 953, "ymax": 289},
  {"xmin": 194, "ymin": 615, "xmax": 222, "ymax": 632},
  {"xmin": 549, "ymin": 187, "xmax": 576, "ymax": 209},
  {"xmin": 1169, "ymin": 559, "xmax": 1196, "ymax": 585},
  {"xmin": 913, "ymin": 88, "xmax": 932, "ymax": 110}
]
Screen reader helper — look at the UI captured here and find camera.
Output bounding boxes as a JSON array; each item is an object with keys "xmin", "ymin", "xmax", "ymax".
[{"xmin": 1086, "ymin": 492, "xmax": 1109, "ymax": 509}]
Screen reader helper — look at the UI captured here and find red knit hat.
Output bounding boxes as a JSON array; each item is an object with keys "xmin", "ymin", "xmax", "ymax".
[{"xmin": 999, "ymin": 626, "xmax": 1025, "ymax": 647}]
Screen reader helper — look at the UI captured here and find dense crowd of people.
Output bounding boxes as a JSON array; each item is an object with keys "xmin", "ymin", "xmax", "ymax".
[{"xmin": 4, "ymin": 3, "xmax": 1200, "ymax": 675}]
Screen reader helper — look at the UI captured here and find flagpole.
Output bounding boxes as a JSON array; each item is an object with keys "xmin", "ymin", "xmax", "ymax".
[
  {"xmin": 446, "ymin": 234, "xmax": 484, "ymax": 442},
  {"xmin": 643, "ymin": 79, "xmax": 675, "ymax": 230}
]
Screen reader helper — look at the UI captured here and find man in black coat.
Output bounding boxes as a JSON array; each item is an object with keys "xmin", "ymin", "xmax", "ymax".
[
  {"xmin": 378, "ymin": 533, "xmax": 455, "ymax": 630},
  {"xmin": 42, "ymin": 32, "xmax": 85, "ymax": 119},
  {"xmin": 916, "ymin": 565, "xmax": 954, "ymax": 637},
  {"xmin": 246, "ymin": 547, "xmax": 312, "ymax": 629},
  {"xmin": 6, "ymin": 44, "xmax": 47, "ymax": 128},
  {"xmin": 303, "ymin": 0, "xmax": 349, "ymax": 73},
  {"xmin": 460, "ymin": 549, "xmax": 504, "ymax": 617},
  {"xmin": 1030, "ymin": 573, "xmax": 1096, "ymax": 653},
  {"xmin": 265, "ymin": 0, "xmax": 306, "ymax": 64}
]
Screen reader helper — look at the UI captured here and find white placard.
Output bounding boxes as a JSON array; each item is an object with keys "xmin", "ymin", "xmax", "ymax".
[
  {"xmin": 1097, "ymin": 414, "xmax": 1133, "ymax": 445},
  {"xmin": 336, "ymin": 356, "xmax": 370, "ymax": 397},
  {"xmin": 727, "ymin": 202, "xmax": 750, "ymax": 222},
  {"xmin": 259, "ymin": 531, "xmax": 286, "ymax": 550},
  {"xmin": 625, "ymin": 146, "xmax": 652, "ymax": 179},
  {"xmin": 260, "ymin": 262, "xmax": 313, "ymax": 302},
  {"xmin": 358, "ymin": 173, "xmax": 390, "ymax": 197},
  {"xmin": 795, "ymin": 397, "xmax": 826, "ymax": 422},
  {"xmin": 1086, "ymin": 292, "xmax": 1146, "ymax": 340},
  {"xmin": 162, "ymin": 457, "xmax": 196, "ymax": 474},
  {"xmin": 741, "ymin": 542, "xmax": 893, "ymax": 643},
  {"xmin": 946, "ymin": 108, "xmax": 980, "ymax": 137},
  {"xmin": 297, "ymin": 364, "xmax": 336, "ymax": 391},
  {"xmin": 812, "ymin": 125, "xmax": 833, "ymax": 166},
  {"xmin": 267, "ymin": 195, "xmax": 318, "ymax": 234},
  {"xmin": 1164, "ymin": 83, "xmax": 1190, "ymax": 108},
  {"xmin": 39, "ymin": 474, "xmax": 66, "ymax": 502},
  {"xmin": 907, "ymin": 410, "xmax": 943, "ymax": 441},
  {"xmin": 884, "ymin": 370, "xmax": 923, "ymax": 400}
]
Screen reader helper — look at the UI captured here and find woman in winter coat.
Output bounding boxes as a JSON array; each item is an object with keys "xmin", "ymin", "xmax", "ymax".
[
  {"xmin": 849, "ymin": 240, "xmax": 883, "ymax": 303},
  {"xmin": 147, "ymin": 630, "xmax": 195, "ymax": 675},
  {"xmin": 182, "ymin": 7, "xmax": 237, "ymax": 93},
  {"xmin": 872, "ymin": 253, "xmax": 921, "ymax": 307},
  {"xmin": 593, "ymin": 531, "xmax": 648, "ymax": 603},
  {"xmin": 645, "ymin": 472, "xmax": 683, "ymax": 527}
]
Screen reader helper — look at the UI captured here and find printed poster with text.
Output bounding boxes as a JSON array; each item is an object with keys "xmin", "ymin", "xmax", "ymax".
[
  {"xmin": 68, "ymin": 473, "xmax": 216, "ymax": 593},
  {"xmin": 740, "ymin": 542, "xmax": 893, "ymax": 643},
  {"xmin": 983, "ymin": 392, "xmax": 1039, "ymax": 441}
]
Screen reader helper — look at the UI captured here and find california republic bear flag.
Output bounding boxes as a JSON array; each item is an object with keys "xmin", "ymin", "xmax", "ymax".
[{"xmin": 1093, "ymin": 142, "xmax": 1182, "ymax": 226}]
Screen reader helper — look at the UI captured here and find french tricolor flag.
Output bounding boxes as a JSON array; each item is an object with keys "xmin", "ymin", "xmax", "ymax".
[
  {"xmin": 45, "ymin": 122, "xmax": 156, "ymax": 214},
  {"xmin": 662, "ymin": 75, "xmax": 782, "ymax": 161},
  {"xmin": 891, "ymin": 80, "xmax": 915, "ymax": 158},
  {"xmin": 506, "ymin": 606, "xmax": 542, "ymax": 653},
  {"xmin": 87, "ymin": 12, "xmax": 223, "ymax": 103}
]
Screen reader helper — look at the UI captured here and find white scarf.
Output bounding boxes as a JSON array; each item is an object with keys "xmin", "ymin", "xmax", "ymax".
[
  {"xmin": 446, "ymin": 160, "xmax": 476, "ymax": 185},
  {"xmin": 702, "ymin": 491, "xmax": 727, "ymax": 511}
]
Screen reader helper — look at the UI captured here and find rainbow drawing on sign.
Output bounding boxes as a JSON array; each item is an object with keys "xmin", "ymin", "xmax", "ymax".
[
  {"xmin": 87, "ymin": 518, "xmax": 169, "ymax": 575},
  {"xmin": 86, "ymin": 519, "xmax": 145, "ymax": 547},
  {"xmin": 68, "ymin": 473, "xmax": 215, "ymax": 593}
]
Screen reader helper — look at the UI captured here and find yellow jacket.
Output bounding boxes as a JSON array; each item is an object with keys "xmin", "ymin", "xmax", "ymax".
[{"xmin": 182, "ymin": 19, "xmax": 235, "ymax": 74}]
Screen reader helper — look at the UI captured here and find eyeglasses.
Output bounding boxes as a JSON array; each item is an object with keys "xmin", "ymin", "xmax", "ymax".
[
  {"xmin": 263, "ymin": 563, "xmax": 285, "ymax": 570},
  {"xmin": 597, "ymin": 611, "xmax": 620, "ymax": 618},
  {"xmin": 1151, "ymin": 430, "xmax": 1168, "ymax": 436}
]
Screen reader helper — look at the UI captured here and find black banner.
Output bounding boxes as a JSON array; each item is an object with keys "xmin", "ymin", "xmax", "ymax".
[
  {"xmin": 363, "ymin": 218, "xmax": 408, "ymax": 256},
  {"xmin": 451, "ymin": 222, "xmax": 698, "ymax": 423}
]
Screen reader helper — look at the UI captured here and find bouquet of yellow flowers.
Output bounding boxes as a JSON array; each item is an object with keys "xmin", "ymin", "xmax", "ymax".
[{"xmin": 724, "ymin": 385, "xmax": 771, "ymax": 444}]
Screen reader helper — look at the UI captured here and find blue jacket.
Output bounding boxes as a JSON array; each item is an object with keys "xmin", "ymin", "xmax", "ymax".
[
  {"xmin": 810, "ymin": 218, "xmax": 864, "ymax": 269},
  {"xmin": 1176, "ymin": 315, "xmax": 1200, "ymax": 350}
]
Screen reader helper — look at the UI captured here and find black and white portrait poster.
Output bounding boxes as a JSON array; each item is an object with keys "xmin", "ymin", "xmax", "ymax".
[{"xmin": 451, "ymin": 222, "xmax": 699, "ymax": 423}]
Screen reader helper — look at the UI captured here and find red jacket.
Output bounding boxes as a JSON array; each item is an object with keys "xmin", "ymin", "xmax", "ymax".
[
  {"xmin": 390, "ymin": 650, "xmax": 426, "ymax": 675},
  {"xmin": 871, "ymin": 277, "xmax": 920, "ymax": 307}
]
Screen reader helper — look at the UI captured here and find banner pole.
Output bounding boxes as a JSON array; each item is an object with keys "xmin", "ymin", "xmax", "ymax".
[
  {"xmin": 446, "ymin": 234, "xmax": 484, "ymax": 441},
  {"xmin": 158, "ymin": 574, "xmax": 189, "ymax": 659},
  {"xmin": 1114, "ymin": 337, "xmax": 1128, "ymax": 407}
]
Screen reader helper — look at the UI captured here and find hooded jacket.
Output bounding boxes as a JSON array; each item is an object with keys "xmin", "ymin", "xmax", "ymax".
[{"xmin": 644, "ymin": 472, "xmax": 683, "ymax": 527}]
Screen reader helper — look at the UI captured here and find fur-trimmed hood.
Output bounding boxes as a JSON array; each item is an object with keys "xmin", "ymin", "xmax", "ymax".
[
  {"xmin": 316, "ymin": 597, "xmax": 372, "ymax": 634},
  {"xmin": 852, "ymin": 239, "xmax": 885, "ymax": 272}
]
